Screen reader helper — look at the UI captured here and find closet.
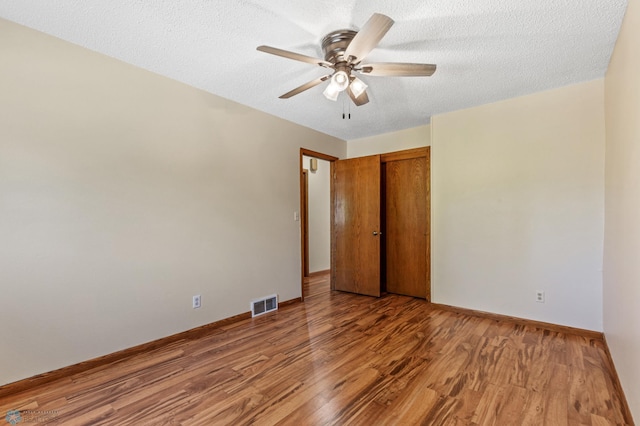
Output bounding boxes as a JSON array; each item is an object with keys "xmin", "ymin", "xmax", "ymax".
[{"xmin": 331, "ymin": 147, "xmax": 430, "ymax": 300}]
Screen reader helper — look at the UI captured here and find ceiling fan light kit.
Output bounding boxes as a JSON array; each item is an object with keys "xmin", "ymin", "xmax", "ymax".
[
  {"xmin": 332, "ymin": 70, "xmax": 350, "ymax": 89},
  {"xmin": 323, "ymin": 70, "xmax": 350, "ymax": 101},
  {"xmin": 349, "ymin": 77, "xmax": 368, "ymax": 98},
  {"xmin": 323, "ymin": 82, "xmax": 340, "ymax": 101},
  {"xmin": 257, "ymin": 13, "xmax": 437, "ymax": 107}
]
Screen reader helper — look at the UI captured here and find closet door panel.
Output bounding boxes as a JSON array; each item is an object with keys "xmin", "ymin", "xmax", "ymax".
[
  {"xmin": 385, "ymin": 156, "xmax": 428, "ymax": 298},
  {"xmin": 332, "ymin": 155, "xmax": 381, "ymax": 297}
]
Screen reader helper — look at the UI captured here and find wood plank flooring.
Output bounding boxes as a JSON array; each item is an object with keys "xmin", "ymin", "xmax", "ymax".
[{"xmin": 0, "ymin": 273, "xmax": 631, "ymax": 425}]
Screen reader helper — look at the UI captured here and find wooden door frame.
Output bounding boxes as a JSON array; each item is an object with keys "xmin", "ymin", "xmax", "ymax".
[
  {"xmin": 302, "ymin": 169, "xmax": 309, "ymax": 278},
  {"xmin": 300, "ymin": 148, "xmax": 339, "ymax": 301}
]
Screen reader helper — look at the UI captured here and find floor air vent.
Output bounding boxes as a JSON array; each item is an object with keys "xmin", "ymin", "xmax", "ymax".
[{"xmin": 251, "ymin": 294, "xmax": 278, "ymax": 317}]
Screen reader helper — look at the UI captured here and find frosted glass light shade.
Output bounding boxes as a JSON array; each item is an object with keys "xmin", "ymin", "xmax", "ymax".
[
  {"xmin": 349, "ymin": 77, "xmax": 368, "ymax": 98},
  {"xmin": 331, "ymin": 71, "xmax": 349, "ymax": 91},
  {"xmin": 323, "ymin": 82, "xmax": 340, "ymax": 101}
]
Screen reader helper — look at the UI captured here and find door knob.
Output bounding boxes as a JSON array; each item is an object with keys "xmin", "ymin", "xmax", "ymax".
[{"xmin": 373, "ymin": 231, "xmax": 382, "ymax": 236}]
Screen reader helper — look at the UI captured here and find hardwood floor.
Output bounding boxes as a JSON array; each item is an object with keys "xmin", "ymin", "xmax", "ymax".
[
  {"xmin": 1, "ymin": 273, "xmax": 631, "ymax": 425},
  {"xmin": 303, "ymin": 272, "xmax": 331, "ymax": 298}
]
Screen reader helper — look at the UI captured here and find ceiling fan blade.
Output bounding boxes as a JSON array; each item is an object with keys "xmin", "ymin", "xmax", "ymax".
[
  {"xmin": 279, "ymin": 75, "xmax": 331, "ymax": 99},
  {"xmin": 347, "ymin": 86, "xmax": 370, "ymax": 106},
  {"xmin": 257, "ymin": 45, "xmax": 333, "ymax": 68},
  {"xmin": 360, "ymin": 62, "xmax": 437, "ymax": 77},
  {"xmin": 344, "ymin": 13, "xmax": 394, "ymax": 64}
]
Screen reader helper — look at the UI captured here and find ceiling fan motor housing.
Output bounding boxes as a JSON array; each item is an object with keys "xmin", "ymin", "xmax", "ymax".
[{"xmin": 321, "ymin": 30, "xmax": 357, "ymax": 65}]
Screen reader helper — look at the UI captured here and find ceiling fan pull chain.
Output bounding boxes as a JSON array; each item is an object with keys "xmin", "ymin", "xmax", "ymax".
[{"xmin": 342, "ymin": 95, "xmax": 346, "ymax": 119}]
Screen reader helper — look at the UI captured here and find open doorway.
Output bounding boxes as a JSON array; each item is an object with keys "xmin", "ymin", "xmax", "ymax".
[{"xmin": 299, "ymin": 149, "xmax": 338, "ymax": 300}]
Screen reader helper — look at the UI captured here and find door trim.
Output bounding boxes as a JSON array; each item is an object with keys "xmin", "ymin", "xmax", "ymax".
[
  {"xmin": 302, "ymin": 169, "xmax": 309, "ymax": 278},
  {"xmin": 380, "ymin": 147, "xmax": 429, "ymax": 163},
  {"xmin": 300, "ymin": 148, "xmax": 339, "ymax": 301}
]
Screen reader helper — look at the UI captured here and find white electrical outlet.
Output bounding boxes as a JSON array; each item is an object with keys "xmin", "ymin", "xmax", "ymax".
[
  {"xmin": 193, "ymin": 295, "xmax": 201, "ymax": 309},
  {"xmin": 536, "ymin": 291, "xmax": 545, "ymax": 303}
]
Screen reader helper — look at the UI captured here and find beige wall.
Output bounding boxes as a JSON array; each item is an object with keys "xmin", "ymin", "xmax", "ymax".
[
  {"xmin": 347, "ymin": 124, "xmax": 430, "ymax": 158},
  {"xmin": 302, "ymin": 156, "xmax": 330, "ymax": 273},
  {"xmin": 432, "ymin": 80, "xmax": 605, "ymax": 331},
  {"xmin": 604, "ymin": 0, "xmax": 640, "ymax": 420},
  {"xmin": 0, "ymin": 19, "xmax": 346, "ymax": 386}
]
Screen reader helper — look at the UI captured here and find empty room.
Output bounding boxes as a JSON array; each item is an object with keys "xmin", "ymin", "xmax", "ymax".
[{"xmin": 1, "ymin": 1, "xmax": 638, "ymax": 425}]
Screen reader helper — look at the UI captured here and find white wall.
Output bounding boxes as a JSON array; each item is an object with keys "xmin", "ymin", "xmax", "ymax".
[
  {"xmin": 604, "ymin": 0, "xmax": 640, "ymax": 420},
  {"xmin": 347, "ymin": 124, "xmax": 430, "ymax": 158},
  {"xmin": 0, "ymin": 19, "xmax": 346, "ymax": 386},
  {"xmin": 302, "ymin": 156, "xmax": 330, "ymax": 273},
  {"xmin": 431, "ymin": 80, "xmax": 605, "ymax": 331}
]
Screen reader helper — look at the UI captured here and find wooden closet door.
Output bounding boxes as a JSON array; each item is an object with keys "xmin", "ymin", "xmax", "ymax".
[
  {"xmin": 332, "ymin": 155, "xmax": 381, "ymax": 297},
  {"xmin": 385, "ymin": 156, "xmax": 428, "ymax": 298}
]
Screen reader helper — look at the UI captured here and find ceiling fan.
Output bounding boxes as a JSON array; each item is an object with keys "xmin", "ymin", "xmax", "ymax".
[{"xmin": 257, "ymin": 13, "xmax": 437, "ymax": 106}]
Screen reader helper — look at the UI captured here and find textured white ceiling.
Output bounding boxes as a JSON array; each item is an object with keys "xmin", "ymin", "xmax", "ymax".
[{"xmin": 0, "ymin": 1, "xmax": 627, "ymax": 140}]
